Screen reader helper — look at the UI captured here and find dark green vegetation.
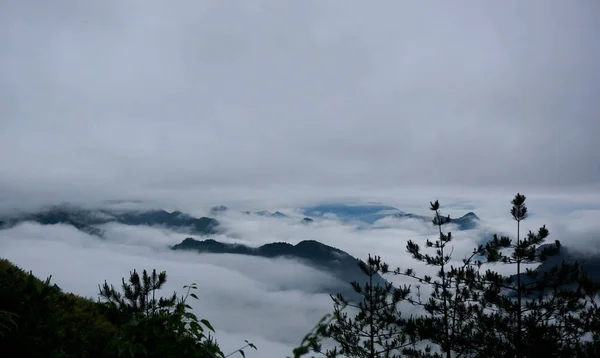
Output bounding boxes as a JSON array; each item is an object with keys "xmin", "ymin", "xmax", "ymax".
[
  {"xmin": 0, "ymin": 260, "xmax": 255, "ymax": 358},
  {"xmin": 293, "ymin": 194, "xmax": 600, "ymax": 358},
  {"xmin": 0, "ymin": 259, "xmax": 115, "ymax": 357}
]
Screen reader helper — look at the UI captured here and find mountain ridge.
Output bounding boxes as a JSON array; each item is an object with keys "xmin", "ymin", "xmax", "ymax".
[
  {"xmin": 171, "ymin": 237, "xmax": 389, "ymax": 302},
  {"xmin": 0, "ymin": 206, "xmax": 220, "ymax": 237},
  {"xmin": 1, "ymin": 203, "xmax": 598, "ymax": 301}
]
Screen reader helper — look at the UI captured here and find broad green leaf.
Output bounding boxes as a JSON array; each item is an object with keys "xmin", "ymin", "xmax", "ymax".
[{"xmin": 201, "ymin": 319, "xmax": 215, "ymax": 332}]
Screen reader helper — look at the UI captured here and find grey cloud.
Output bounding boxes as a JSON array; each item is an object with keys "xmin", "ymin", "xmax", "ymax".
[
  {"xmin": 0, "ymin": 0, "xmax": 599, "ymax": 209},
  {"xmin": 1, "ymin": 1, "xmax": 600, "ymax": 353}
]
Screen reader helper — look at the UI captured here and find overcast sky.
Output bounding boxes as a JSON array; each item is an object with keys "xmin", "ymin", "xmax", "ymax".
[
  {"xmin": 2, "ymin": 3, "xmax": 600, "ymax": 356},
  {"xmin": 1, "ymin": 0, "xmax": 599, "ymax": 209}
]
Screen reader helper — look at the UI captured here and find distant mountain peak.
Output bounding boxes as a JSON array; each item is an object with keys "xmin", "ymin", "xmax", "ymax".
[
  {"xmin": 210, "ymin": 206, "xmax": 228, "ymax": 215},
  {"xmin": 392, "ymin": 210, "xmax": 480, "ymax": 230},
  {"xmin": 302, "ymin": 203, "xmax": 403, "ymax": 224},
  {"xmin": 255, "ymin": 210, "xmax": 288, "ymax": 218},
  {"xmin": 462, "ymin": 212, "xmax": 479, "ymax": 219}
]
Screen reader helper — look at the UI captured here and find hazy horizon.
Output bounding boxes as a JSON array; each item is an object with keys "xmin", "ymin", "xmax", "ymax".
[{"xmin": 1, "ymin": 0, "xmax": 599, "ymax": 356}]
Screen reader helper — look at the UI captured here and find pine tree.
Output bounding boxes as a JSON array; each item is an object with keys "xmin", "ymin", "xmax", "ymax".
[
  {"xmin": 394, "ymin": 200, "xmax": 485, "ymax": 358},
  {"xmin": 98, "ymin": 269, "xmax": 177, "ymax": 320},
  {"xmin": 575, "ymin": 275, "xmax": 600, "ymax": 356},
  {"xmin": 296, "ymin": 193, "xmax": 600, "ymax": 358},
  {"xmin": 98, "ymin": 269, "xmax": 256, "ymax": 358},
  {"xmin": 477, "ymin": 193, "xmax": 589, "ymax": 357},
  {"xmin": 319, "ymin": 254, "xmax": 417, "ymax": 357}
]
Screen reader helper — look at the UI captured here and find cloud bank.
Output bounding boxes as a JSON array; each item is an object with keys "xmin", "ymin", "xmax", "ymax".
[
  {"xmin": 1, "ymin": 0, "xmax": 599, "ymax": 355},
  {"xmin": 2, "ymin": 192, "xmax": 599, "ymax": 356}
]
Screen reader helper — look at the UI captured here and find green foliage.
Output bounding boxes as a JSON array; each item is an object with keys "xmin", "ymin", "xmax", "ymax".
[
  {"xmin": 98, "ymin": 270, "xmax": 212, "ymax": 357},
  {"xmin": 476, "ymin": 193, "xmax": 594, "ymax": 358},
  {"xmin": 322, "ymin": 255, "xmax": 417, "ymax": 357},
  {"xmin": 295, "ymin": 193, "xmax": 600, "ymax": 358},
  {"xmin": 0, "ymin": 310, "xmax": 18, "ymax": 337},
  {"xmin": 288, "ymin": 313, "xmax": 336, "ymax": 358},
  {"xmin": 0, "ymin": 260, "xmax": 255, "ymax": 358},
  {"xmin": 394, "ymin": 200, "xmax": 486, "ymax": 358},
  {"xmin": 98, "ymin": 269, "xmax": 256, "ymax": 358},
  {"xmin": 0, "ymin": 258, "xmax": 116, "ymax": 357},
  {"xmin": 98, "ymin": 269, "xmax": 177, "ymax": 322}
]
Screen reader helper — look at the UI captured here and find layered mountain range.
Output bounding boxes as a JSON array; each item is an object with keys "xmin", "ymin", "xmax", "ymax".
[
  {"xmin": 301, "ymin": 203, "xmax": 480, "ymax": 230},
  {"xmin": 1, "ymin": 202, "xmax": 597, "ymax": 299},
  {"xmin": 0, "ymin": 205, "xmax": 219, "ymax": 237},
  {"xmin": 0, "ymin": 203, "xmax": 481, "ymax": 237}
]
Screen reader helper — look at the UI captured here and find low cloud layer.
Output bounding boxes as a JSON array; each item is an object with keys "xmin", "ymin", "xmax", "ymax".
[
  {"xmin": 1, "ymin": 193, "xmax": 599, "ymax": 356},
  {"xmin": 1, "ymin": 2, "xmax": 599, "ymax": 354}
]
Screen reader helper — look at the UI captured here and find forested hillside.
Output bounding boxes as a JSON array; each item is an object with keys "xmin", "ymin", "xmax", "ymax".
[{"xmin": 0, "ymin": 259, "xmax": 253, "ymax": 358}]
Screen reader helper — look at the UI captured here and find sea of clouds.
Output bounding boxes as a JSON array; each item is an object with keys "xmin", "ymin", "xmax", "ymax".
[{"xmin": 1, "ymin": 190, "xmax": 599, "ymax": 357}]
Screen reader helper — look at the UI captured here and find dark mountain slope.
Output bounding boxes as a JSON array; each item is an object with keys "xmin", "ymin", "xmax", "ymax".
[
  {"xmin": 172, "ymin": 238, "xmax": 389, "ymax": 302},
  {"xmin": 115, "ymin": 210, "xmax": 219, "ymax": 235},
  {"xmin": 517, "ymin": 244, "xmax": 600, "ymax": 285},
  {"xmin": 0, "ymin": 206, "xmax": 219, "ymax": 237}
]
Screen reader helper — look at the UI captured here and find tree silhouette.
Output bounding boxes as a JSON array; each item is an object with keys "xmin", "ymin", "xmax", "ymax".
[
  {"xmin": 98, "ymin": 269, "xmax": 255, "ymax": 358},
  {"xmin": 98, "ymin": 269, "xmax": 177, "ymax": 320},
  {"xmin": 395, "ymin": 200, "xmax": 486, "ymax": 357},
  {"xmin": 318, "ymin": 255, "xmax": 417, "ymax": 357},
  {"xmin": 475, "ymin": 193, "xmax": 592, "ymax": 357},
  {"xmin": 296, "ymin": 193, "xmax": 600, "ymax": 358}
]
